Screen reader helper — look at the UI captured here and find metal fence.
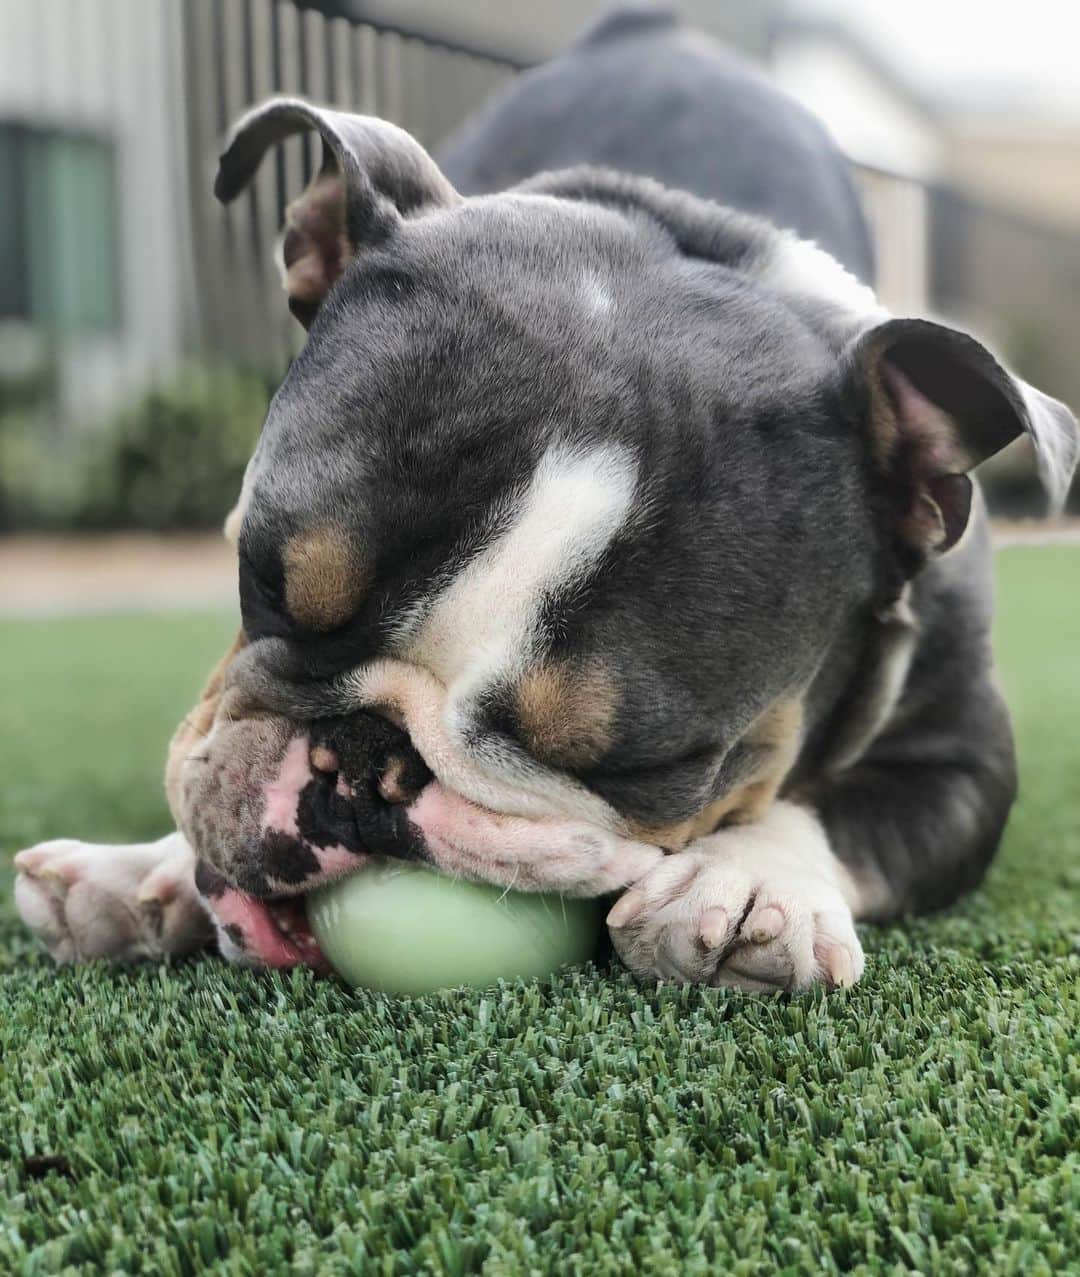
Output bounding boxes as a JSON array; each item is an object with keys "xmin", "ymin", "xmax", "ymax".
[
  {"xmin": 181, "ymin": 0, "xmax": 520, "ymax": 367},
  {"xmin": 183, "ymin": 3, "xmax": 948, "ymax": 368}
]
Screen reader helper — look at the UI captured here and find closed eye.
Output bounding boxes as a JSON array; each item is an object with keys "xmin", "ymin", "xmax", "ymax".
[
  {"xmin": 581, "ymin": 740, "xmax": 722, "ymax": 783},
  {"xmin": 239, "ymin": 547, "xmax": 284, "ymax": 610}
]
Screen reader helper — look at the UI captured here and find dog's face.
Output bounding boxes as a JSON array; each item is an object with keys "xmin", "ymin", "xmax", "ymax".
[{"xmin": 168, "ymin": 100, "xmax": 1078, "ymax": 967}]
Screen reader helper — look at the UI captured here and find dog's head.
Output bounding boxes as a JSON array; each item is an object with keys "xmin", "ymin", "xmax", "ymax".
[{"xmin": 169, "ymin": 99, "xmax": 1078, "ymax": 967}]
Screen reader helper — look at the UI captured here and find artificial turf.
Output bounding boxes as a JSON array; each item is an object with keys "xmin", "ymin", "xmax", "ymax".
[{"xmin": 1, "ymin": 546, "xmax": 1077, "ymax": 1275}]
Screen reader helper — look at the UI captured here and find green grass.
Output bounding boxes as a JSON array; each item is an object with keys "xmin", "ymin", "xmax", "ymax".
[{"xmin": 1, "ymin": 548, "xmax": 1077, "ymax": 1276}]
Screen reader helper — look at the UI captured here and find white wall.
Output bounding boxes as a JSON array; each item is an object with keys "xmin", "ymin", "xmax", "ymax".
[{"xmin": 771, "ymin": 35, "xmax": 944, "ymax": 180}]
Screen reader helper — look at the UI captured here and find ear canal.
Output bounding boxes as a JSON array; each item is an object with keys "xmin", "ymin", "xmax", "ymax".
[
  {"xmin": 215, "ymin": 97, "xmax": 460, "ymax": 326},
  {"xmin": 847, "ymin": 317, "xmax": 1078, "ymax": 566}
]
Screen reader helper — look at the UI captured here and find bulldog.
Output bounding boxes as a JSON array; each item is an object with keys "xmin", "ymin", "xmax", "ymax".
[{"xmin": 15, "ymin": 9, "xmax": 1078, "ymax": 991}]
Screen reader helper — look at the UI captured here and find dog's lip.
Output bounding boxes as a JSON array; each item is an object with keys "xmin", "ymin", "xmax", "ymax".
[{"xmin": 224, "ymin": 891, "xmax": 331, "ymax": 973}]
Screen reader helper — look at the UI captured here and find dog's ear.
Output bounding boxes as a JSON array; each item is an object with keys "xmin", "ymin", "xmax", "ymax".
[
  {"xmin": 842, "ymin": 318, "xmax": 1078, "ymax": 565},
  {"xmin": 215, "ymin": 97, "xmax": 459, "ymax": 327}
]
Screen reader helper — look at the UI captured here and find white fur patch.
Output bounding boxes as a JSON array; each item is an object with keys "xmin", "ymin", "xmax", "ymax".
[
  {"xmin": 405, "ymin": 441, "xmax": 636, "ymax": 693},
  {"xmin": 223, "ymin": 458, "xmax": 256, "ymax": 545},
  {"xmin": 14, "ymin": 833, "xmax": 210, "ymax": 963},
  {"xmin": 761, "ymin": 232, "xmax": 886, "ymax": 322},
  {"xmin": 606, "ymin": 800, "xmax": 867, "ymax": 990},
  {"xmin": 339, "ymin": 444, "xmax": 637, "ymax": 824},
  {"xmin": 1016, "ymin": 377, "xmax": 1080, "ymax": 513}
]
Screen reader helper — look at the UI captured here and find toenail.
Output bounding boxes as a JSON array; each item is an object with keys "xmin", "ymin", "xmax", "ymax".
[
  {"xmin": 698, "ymin": 906, "xmax": 729, "ymax": 949},
  {"xmin": 817, "ymin": 940, "xmax": 856, "ymax": 988}
]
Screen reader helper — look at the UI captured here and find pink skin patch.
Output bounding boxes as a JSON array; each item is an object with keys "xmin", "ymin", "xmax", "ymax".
[
  {"xmin": 211, "ymin": 886, "xmax": 330, "ymax": 972},
  {"xmin": 258, "ymin": 734, "xmax": 368, "ymax": 886},
  {"xmin": 260, "ymin": 735, "xmax": 313, "ymax": 840},
  {"xmin": 308, "ymin": 843, "xmax": 367, "ymax": 880},
  {"xmin": 203, "ymin": 733, "xmax": 375, "ymax": 969}
]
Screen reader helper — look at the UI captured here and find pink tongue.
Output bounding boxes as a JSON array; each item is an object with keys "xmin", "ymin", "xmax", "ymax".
[{"xmin": 211, "ymin": 888, "xmax": 308, "ymax": 968}]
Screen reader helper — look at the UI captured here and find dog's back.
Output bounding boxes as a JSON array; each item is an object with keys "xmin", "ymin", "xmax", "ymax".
[{"xmin": 437, "ymin": 5, "xmax": 874, "ymax": 282}]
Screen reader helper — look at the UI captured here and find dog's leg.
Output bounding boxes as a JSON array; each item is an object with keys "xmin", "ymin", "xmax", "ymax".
[
  {"xmin": 606, "ymin": 800, "xmax": 865, "ymax": 991},
  {"xmin": 14, "ymin": 832, "xmax": 214, "ymax": 964},
  {"xmin": 607, "ymin": 673, "xmax": 1016, "ymax": 991},
  {"xmin": 805, "ymin": 675, "xmax": 1018, "ymax": 921}
]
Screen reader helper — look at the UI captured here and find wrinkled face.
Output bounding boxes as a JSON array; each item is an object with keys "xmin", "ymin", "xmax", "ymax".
[
  {"xmin": 168, "ymin": 191, "xmax": 880, "ymax": 967},
  {"xmin": 178, "ymin": 97, "xmax": 1076, "ymax": 967}
]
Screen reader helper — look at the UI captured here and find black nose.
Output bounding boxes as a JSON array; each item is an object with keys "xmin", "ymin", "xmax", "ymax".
[{"xmin": 296, "ymin": 711, "xmax": 432, "ymax": 860}]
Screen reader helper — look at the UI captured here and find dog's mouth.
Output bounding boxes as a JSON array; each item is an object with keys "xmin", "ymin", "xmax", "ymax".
[
  {"xmin": 186, "ymin": 707, "xmax": 440, "ymax": 973},
  {"xmin": 195, "ymin": 854, "xmax": 335, "ymax": 971},
  {"xmin": 206, "ymin": 878, "xmax": 332, "ymax": 972},
  {"xmin": 261, "ymin": 896, "xmax": 327, "ymax": 969}
]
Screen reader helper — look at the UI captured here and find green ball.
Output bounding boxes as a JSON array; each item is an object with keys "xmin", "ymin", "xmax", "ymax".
[{"xmin": 307, "ymin": 859, "xmax": 602, "ymax": 994}]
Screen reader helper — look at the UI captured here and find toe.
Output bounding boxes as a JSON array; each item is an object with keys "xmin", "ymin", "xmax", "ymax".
[
  {"xmin": 14, "ymin": 840, "xmax": 77, "ymax": 876},
  {"xmin": 654, "ymin": 918, "xmax": 718, "ymax": 984},
  {"xmin": 745, "ymin": 903, "xmax": 784, "ymax": 945},
  {"xmin": 137, "ymin": 863, "xmax": 185, "ymax": 906},
  {"xmin": 606, "ymin": 887, "xmax": 647, "ymax": 929},
  {"xmin": 712, "ymin": 969, "xmax": 786, "ymax": 994},
  {"xmin": 697, "ymin": 905, "xmax": 732, "ymax": 950},
  {"xmin": 815, "ymin": 938, "xmax": 856, "ymax": 987},
  {"xmin": 14, "ymin": 874, "xmax": 74, "ymax": 961},
  {"xmin": 813, "ymin": 913, "xmax": 865, "ymax": 988},
  {"xmin": 716, "ymin": 942, "xmax": 794, "ymax": 990}
]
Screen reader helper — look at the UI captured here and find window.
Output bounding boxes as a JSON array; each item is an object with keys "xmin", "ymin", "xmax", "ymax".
[{"xmin": 0, "ymin": 123, "xmax": 119, "ymax": 333}]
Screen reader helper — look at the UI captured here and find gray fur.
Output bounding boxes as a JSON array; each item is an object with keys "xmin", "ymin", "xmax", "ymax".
[
  {"xmin": 206, "ymin": 7, "xmax": 1078, "ymax": 918},
  {"xmin": 436, "ymin": 6, "xmax": 874, "ymax": 281}
]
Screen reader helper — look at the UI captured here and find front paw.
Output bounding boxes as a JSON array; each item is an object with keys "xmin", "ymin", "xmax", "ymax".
[
  {"xmin": 14, "ymin": 835, "xmax": 210, "ymax": 964},
  {"xmin": 606, "ymin": 808, "xmax": 864, "ymax": 992}
]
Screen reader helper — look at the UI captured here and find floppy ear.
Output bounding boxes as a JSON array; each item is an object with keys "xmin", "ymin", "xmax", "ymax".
[
  {"xmin": 844, "ymin": 318, "xmax": 1078, "ymax": 566},
  {"xmin": 215, "ymin": 97, "xmax": 459, "ymax": 327}
]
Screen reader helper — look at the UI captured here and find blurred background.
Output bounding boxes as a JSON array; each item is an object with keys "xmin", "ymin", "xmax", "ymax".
[{"xmin": 2, "ymin": 0, "xmax": 1079, "ymax": 613}]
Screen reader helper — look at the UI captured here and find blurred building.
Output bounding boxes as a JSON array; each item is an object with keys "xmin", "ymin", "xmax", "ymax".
[
  {"xmin": 0, "ymin": 0, "xmax": 1077, "ymax": 515},
  {"xmin": 769, "ymin": 15, "xmax": 945, "ymax": 181},
  {"xmin": 948, "ymin": 114, "xmax": 1080, "ymax": 234}
]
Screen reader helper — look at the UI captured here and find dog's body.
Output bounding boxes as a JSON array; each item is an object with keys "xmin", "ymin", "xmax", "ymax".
[{"xmin": 16, "ymin": 9, "xmax": 1077, "ymax": 990}]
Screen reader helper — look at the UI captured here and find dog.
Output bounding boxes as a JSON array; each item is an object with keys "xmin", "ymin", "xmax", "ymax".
[{"xmin": 15, "ymin": 8, "xmax": 1078, "ymax": 992}]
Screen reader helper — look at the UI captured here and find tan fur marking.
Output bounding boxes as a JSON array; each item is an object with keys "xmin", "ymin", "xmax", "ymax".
[
  {"xmin": 310, "ymin": 745, "xmax": 339, "ymax": 774},
  {"xmin": 631, "ymin": 697, "xmax": 805, "ymax": 850},
  {"xmin": 516, "ymin": 659, "xmax": 617, "ymax": 769},
  {"xmin": 283, "ymin": 526, "xmax": 368, "ymax": 631},
  {"xmin": 854, "ymin": 323, "xmax": 907, "ymax": 471},
  {"xmin": 377, "ymin": 756, "xmax": 411, "ymax": 805},
  {"xmin": 165, "ymin": 631, "xmax": 249, "ymax": 820}
]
